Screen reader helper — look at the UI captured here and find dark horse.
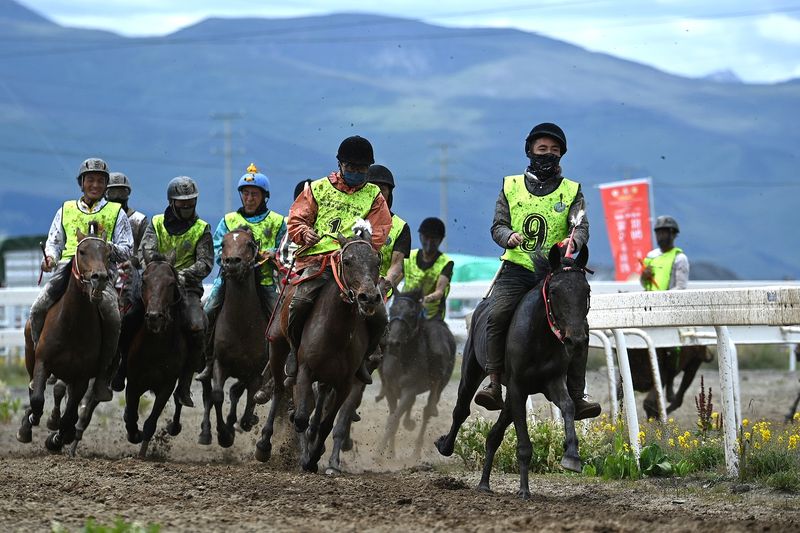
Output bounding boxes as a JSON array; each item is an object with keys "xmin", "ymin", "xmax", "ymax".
[
  {"xmin": 199, "ymin": 227, "xmax": 267, "ymax": 448},
  {"xmin": 436, "ymin": 244, "xmax": 591, "ymax": 499},
  {"xmin": 624, "ymin": 345, "xmax": 712, "ymax": 420},
  {"xmin": 376, "ymin": 289, "xmax": 456, "ymax": 459},
  {"xmin": 123, "ymin": 252, "xmax": 189, "ymax": 458},
  {"xmin": 255, "ymin": 229, "xmax": 384, "ymax": 472},
  {"xmin": 17, "ymin": 222, "xmax": 111, "ymax": 452}
]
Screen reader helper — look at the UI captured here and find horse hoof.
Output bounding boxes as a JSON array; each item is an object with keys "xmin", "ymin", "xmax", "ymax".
[
  {"xmin": 217, "ymin": 430, "xmax": 235, "ymax": 449},
  {"xmin": 254, "ymin": 442, "xmax": 272, "ymax": 463},
  {"xmin": 198, "ymin": 432, "xmax": 212, "ymax": 446},
  {"xmin": 302, "ymin": 461, "xmax": 318, "ymax": 473},
  {"xmin": 342, "ymin": 437, "xmax": 354, "ymax": 452},
  {"xmin": 325, "ymin": 467, "xmax": 341, "ymax": 477},
  {"xmin": 45, "ymin": 432, "xmax": 63, "ymax": 453},
  {"xmin": 46, "ymin": 412, "xmax": 61, "ymax": 432},
  {"xmin": 294, "ymin": 417, "xmax": 309, "ymax": 433},
  {"xmin": 166, "ymin": 421, "xmax": 182, "ymax": 437},
  {"xmin": 127, "ymin": 430, "xmax": 143, "ymax": 445},
  {"xmin": 560, "ymin": 456, "xmax": 582, "ymax": 473},
  {"xmin": 477, "ymin": 483, "xmax": 492, "ymax": 494},
  {"xmin": 424, "ymin": 405, "xmax": 439, "ymax": 418},
  {"xmin": 516, "ymin": 489, "xmax": 531, "ymax": 501},
  {"xmin": 403, "ymin": 418, "xmax": 416, "ymax": 431},
  {"xmin": 434, "ymin": 435, "xmax": 453, "ymax": 457},
  {"xmin": 16, "ymin": 426, "xmax": 32, "ymax": 444},
  {"xmin": 254, "ymin": 390, "xmax": 270, "ymax": 405}
]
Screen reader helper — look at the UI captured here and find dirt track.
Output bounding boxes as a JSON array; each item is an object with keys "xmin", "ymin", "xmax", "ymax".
[{"xmin": 2, "ymin": 368, "xmax": 800, "ymax": 531}]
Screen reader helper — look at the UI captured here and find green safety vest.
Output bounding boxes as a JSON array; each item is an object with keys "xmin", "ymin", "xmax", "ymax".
[
  {"xmin": 60, "ymin": 200, "xmax": 121, "ymax": 260},
  {"xmin": 152, "ymin": 214, "xmax": 210, "ymax": 271},
  {"xmin": 500, "ymin": 175, "xmax": 579, "ymax": 272},
  {"xmin": 403, "ymin": 249, "xmax": 451, "ymax": 319},
  {"xmin": 379, "ymin": 214, "xmax": 407, "ymax": 277},
  {"xmin": 643, "ymin": 247, "xmax": 683, "ymax": 291},
  {"xmin": 300, "ymin": 177, "xmax": 380, "ymax": 257},
  {"xmin": 224, "ymin": 210, "xmax": 284, "ymax": 286}
]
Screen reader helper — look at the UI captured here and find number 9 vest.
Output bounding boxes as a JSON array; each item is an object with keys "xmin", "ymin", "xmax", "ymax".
[{"xmin": 500, "ymin": 175, "xmax": 578, "ymax": 272}]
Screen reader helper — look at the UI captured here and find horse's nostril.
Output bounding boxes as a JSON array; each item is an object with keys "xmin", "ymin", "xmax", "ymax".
[
  {"xmin": 233, "ymin": 257, "xmax": 242, "ymax": 264},
  {"xmin": 357, "ymin": 293, "xmax": 369, "ymax": 302}
]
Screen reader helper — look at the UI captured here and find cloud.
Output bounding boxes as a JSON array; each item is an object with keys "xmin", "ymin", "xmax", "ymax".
[{"xmin": 756, "ymin": 13, "xmax": 800, "ymax": 45}]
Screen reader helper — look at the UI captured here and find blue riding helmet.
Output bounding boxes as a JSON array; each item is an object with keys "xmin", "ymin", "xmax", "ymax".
[{"xmin": 238, "ymin": 163, "xmax": 270, "ymax": 197}]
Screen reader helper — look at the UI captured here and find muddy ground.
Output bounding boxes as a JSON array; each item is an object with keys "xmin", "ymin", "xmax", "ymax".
[{"xmin": 2, "ymin": 368, "xmax": 800, "ymax": 531}]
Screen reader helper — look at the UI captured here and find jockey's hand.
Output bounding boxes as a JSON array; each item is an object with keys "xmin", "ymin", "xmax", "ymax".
[
  {"xmin": 641, "ymin": 265, "xmax": 655, "ymax": 282},
  {"xmin": 378, "ymin": 277, "xmax": 392, "ymax": 297},
  {"xmin": 506, "ymin": 232, "xmax": 523, "ymax": 248},
  {"xmin": 41, "ymin": 256, "xmax": 57, "ymax": 272},
  {"xmin": 304, "ymin": 228, "xmax": 321, "ymax": 246},
  {"xmin": 259, "ymin": 250, "xmax": 276, "ymax": 263},
  {"xmin": 558, "ymin": 238, "xmax": 575, "ymax": 256},
  {"xmin": 423, "ymin": 292, "xmax": 440, "ymax": 304}
]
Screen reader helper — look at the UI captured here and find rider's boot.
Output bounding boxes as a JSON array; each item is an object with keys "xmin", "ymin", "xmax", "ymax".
[
  {"xmin": 567, "ymin": 346, "xmax": 601, "ymax": 421},
  {"xmin": 474, "ymin": 373, "xmax": 504, "ymax": 411},
  {"xmin": 195, "ymin": 298, "xmax": 220, "ymax": 382}
]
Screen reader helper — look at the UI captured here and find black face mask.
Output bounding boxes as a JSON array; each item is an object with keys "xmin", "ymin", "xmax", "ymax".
[
  {"xmin": 529, "ymin": 153, "xmax": 561, "ymax": 181},
  {"xmin": 656, "ymin": 236, "xmax": 674, "ymax": 250}
]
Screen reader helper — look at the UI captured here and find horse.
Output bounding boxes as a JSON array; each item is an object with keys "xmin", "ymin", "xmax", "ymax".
[
  {"xmin": 622, "ymin": 345, "xmax": 712, "ymax": 419},
  {"xmin": 123, "ymin": 252, "xmax": 188, "ymax": 458},
  {"xmin": 436, "ymin": 244, "xmax": 591, "ymax": 499},
  {"xmin": 198, "ymin": 227, "xmax": 267, "ymax": 448},
  {"xmin": 255, "ymin": 228, "xmax": 384, "ymax": 472},
  {"xmin": 16, "ymin": 222, "xmax": 111, "ymax": 453},
  {"xmin": 784, "ymin": 345, "xmax": 800, "ymax": 421},
  {"xmin": 376, "ymin": 289, "xmax": 456, "ymax": 459}
]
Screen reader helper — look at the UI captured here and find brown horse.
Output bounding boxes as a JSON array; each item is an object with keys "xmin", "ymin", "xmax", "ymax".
[
  {"xmin": 255, "ymin": 230, "xmax": 384, "ymax": 472},
  {"xmin": 198, "ymin": 227, "xmax": 267, "ymax": 448},
  {"xmin": 123, "ymin": 252, "xmax": 188, "ymax": 458},
  {"xmin": 16, "ymin": 222, "xmax": 110, "ymax": 452}
]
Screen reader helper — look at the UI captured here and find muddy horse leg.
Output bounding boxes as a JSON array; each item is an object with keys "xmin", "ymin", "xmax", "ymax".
[
  {"xmin": 47, "ymin": 380, "xmax": 87, "ymax": 453},
  {"xmin": 307, "ymin": 383, "xmax": 330, "ymax": 444},
  {"xmin": 238, "ymin": 377, "xmax": 260, "ymax": 432},
  {"xmin": 212, "ymin": 371, "xmax": 234, "ymax": 448},
  {"xmin": 787, "ymin": 389, "xmax": 800, "ymax": 422},
  {"xmin": 477, "ymin": 401, "xmax": 513, "ymax": 493},
  {"xmin": 198, "ymin": 379, "xmax": 212, "ymax": 445},
  {"xmin": 304, "ymin": 383, "xmax": 347, "ymax": 473},
  {"xmin": 70, "ymin": 390, "xmax": 100, "ymax": 457},
  {"xmin": 327, "ymin": 381, "xmax": 366, "ymax": 474},
  {"xmin": 435, "ymin": 347, "xmax": 484, "ymax": 457},
  {"xmin": 414, "ymin": 384, "xmax": 442, "ymax": 459},
  {"xmin": 667, "ymin": 356, "xmax": 703, "ymax": 414},
  {"xmin": 47, "ymin": 379, "xmax": 67, "ymax": 431},
  {"xmin": 549, "ymin": 378, "xmax": 581, "ymax": 473},
  {"xmin": 293, "ymin": 363, "xmax": 315, "ymax": 433},
  {"xmin": 509, "ymin": 382, "xmax": 534, "ymax": 500},
  {"xmin": 167, "ymin": 392, "xmax": 183, "ymax": 437},
  {"xmin": 380, "ymin": 387, "xmax": 416, "ymax": 459},
  {"xmin": 255, "ymin": 380, "xmax": 283, "ymax": 462},
  {"xmin": 124, "ymin": 384, "xmax": 143, "ymax": 445},
  {"xmin": 138, "ymin": 384, "xmax": 173, "ymax": 459},
  {"xmin": 227, "ymin": 379, "xmax": 246, "ymax": 431}
]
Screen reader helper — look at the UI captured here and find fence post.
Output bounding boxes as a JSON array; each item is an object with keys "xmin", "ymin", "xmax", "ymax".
[
  {"xmin": 613, "ymin": 328, "xmax": 640, "ymax": 460},
  {"xmin": 622, "ymin": 329, "xmax": 667, "ymax": 423},
  {"xmin": 715, "ymin": 325, "xmax": 739, "ymax": 478},
  {"xmin": 590, "ymin": 330, "xmax": 618, "ymax": 422}
]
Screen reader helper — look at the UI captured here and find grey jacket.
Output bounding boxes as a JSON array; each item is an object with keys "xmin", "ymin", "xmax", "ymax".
[{"xmin": 491, "ymin": 171, "xmax": 589, "ymax": 253}]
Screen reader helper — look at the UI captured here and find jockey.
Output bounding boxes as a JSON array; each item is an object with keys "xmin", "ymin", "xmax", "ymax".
[
  {"xmin": 196, "ymin": 163, "xmax": 286, "ymax": 381},
  {"xmin": 106, "ymin": 171, "xmax": 148, "ymax": 270},
  {"xmin": 140, "ymin": 176, "xmax": 213, "ymax": 407},
  {"xmin": 368, "ymin": 164, "xmax": 410, "ymax": 297},
  {"xmin": 402, "ymin": 217, "xmax": 453, "ymax": 321},
  {"xmin": 285, "ymin": 135, "xmax": 392, "ymax": 385},
  {"xmin": 640, "ymin": 216, "xmax": 689, "ymax": 291},
  {"xmin": 473, "ymin": 123, "xmax": 601, "ymax": 420},
  {"xmin": 31, "ymin": 157, "xmax": 133, "ymax": 402}
]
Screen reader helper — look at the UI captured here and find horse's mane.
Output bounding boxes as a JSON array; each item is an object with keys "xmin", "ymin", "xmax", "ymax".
[{"xmin": 530, "ymin": 250, "xmax": 580, "ymax": 286}]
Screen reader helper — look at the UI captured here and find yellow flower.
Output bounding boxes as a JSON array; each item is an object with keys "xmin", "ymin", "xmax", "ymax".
[
  {"xmin": 744, "ymin": 432, "xmax": 751, "ymax": 440},
  {"xmin": 656, "ymin": 429, "xmax": 663, "ymax": 440},
  {"xmin": 668, "ymin": 418, "xmax": 675, "ymax": 424},
  {"xmin": 669, "ymin": 438, "xmax": 675, "ymax": 447},
  {"xmin": 789, "ymin": 435, "xmax": 799, "ymax": 451},
  {"xmin": 754, "ymin": 442, "xmax": 761, "ymax": 450},
  {"xmin": 793, "ymin": 412, "xmax": 800, "ymax": 421},
  {"xmin": 692, "ymin": 439, "xmax": 699, "ymax": 448},
  {"xmin": 711, "ymin": 412, "xmax": 719, "ymax": 419},
  {"xmin": 742, "ymin": 419, "xmax": 749, "ymax": 427},
  {"xmin": 638, "ymin": 431, "xmax": 646, "ymax": 446},
  {"xmin": 760, "ymin": 429, "xmax": 771, "ymax": 442}
]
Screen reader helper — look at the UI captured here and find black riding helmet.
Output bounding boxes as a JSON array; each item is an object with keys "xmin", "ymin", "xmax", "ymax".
[
  {"xmin": 525, "ymin": 123, "xmax": 567, "ymax": 156},
  {"xmin": 337, "ymin": 135, "xmax": 375, "ymax": 166},
  {"xmin": 367, "ymin": 164, "xmax": 395, "ymax": 189},
  {"xmin": 418, "ymin": 217, "xmax": 445, "ymax": 239}
]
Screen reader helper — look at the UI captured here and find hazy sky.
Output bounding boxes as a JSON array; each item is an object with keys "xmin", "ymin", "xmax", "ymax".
[{"xmin": 17, "ymin": 0, "xmax": 800, "ymax": 83}]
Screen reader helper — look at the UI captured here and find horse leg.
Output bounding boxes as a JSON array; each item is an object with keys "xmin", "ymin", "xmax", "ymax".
[
  {"xmin": 70, "ymin": 391, "xmax": 100, "ymax": 457},
  {"xmin": 305, "ymin": 384, "xmax": 347, "ymax": 473},
  {"xmin": 124, "ymin": 385, "xmax": 143, "ymax": 445},
  {"xmin": 435, "ymin": 347, "xmax": 484, "ymax": 457},
  {"xmin": 47, "ymin": 380, "xmax": 67, "ymax": 431},
  {"xmin": 549, "ymin": 379, "xmax": 581, "ymax": 473},
  {"xmin": 198, "ymin": 379, "xmax": 212, "ymax": 445},
  {"xmin": 414, "ymin": 387, "xmax": 442, "ymax": 459},
  {"xmin": 227, "ymin": 379, "xmax": 246, "ymax": 431},
  {"xmin": 508, "ymin": 383, "xmax": 533, "ymax": 500},
  {"xmin": 307, "ymin": 383, "xmax": 330, "ymax": 444},
  {"xmin": 166, "ymin": 393, "xmax": 183, "ymax": 437},
  {"xmin": 402, "ymin": 396, "xmax": 417, "ymax": 431},
  {"xmin": 667, "ymin": 355, "xmax": 703, "ymax": 414},
  {"xmin": 28, "ymin": 357, "xmax": 48, "ymax": 426},
  {"xmin": 327, "ymin": 381, "xmax": 365, "ymax": 474},
  {"xmin": 477, "ymin": 403, "xmax": 513, "ymax": 493},
  {"xmin": 787, "ymin": 389, "xmax": 800, "ymax": 422},
  {"xmin": 238, "ymin": 377, "xmax": 260, "ymax": 432},
  {"xmin": 47, "ymin": 380, "xmax": 87, "ymax": 453},
  {"xmin": 643, "ymin": 389, "xmax": 659, "ymax": 420},
  {"xmin": 255, "ymin": 381, "xmax": 283, "ymax": 462},
  {"xmin": 293, "ymin": 363, "xmax": 314, "ymax": 433},
  {"xmin": 212, "ymin": 373, "xmax": 234, "ymax": 448},
  {"xmin": 139, "ymin": 385, "xmax": 173, "ymax": 459},
  {"xmin": 380, "ymin": 388, "xmax": 416, "ymax": 459}
]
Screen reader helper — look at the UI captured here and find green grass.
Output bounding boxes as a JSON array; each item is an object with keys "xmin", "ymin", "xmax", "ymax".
[
  {"xmin": 0, "ymin": 363, "xmax": 29, "ymax": 388},
  {"xmin": 51, "ymin": 518, "xmax": 161, "ymax": 533}
]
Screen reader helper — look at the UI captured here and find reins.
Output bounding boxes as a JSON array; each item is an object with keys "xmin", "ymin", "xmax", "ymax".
[
  {"xmin": 541, "ymin": 265, "xmax": 592, "ymax": 344},
  {"xmin": 70, "ymin": 236, "xmax": 108, "ymax": 293}
]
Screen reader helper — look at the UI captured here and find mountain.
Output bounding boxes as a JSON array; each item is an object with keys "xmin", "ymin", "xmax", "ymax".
[{"xmin": 0, "ymin": 1, "xmax": 797, "ymax": 279}]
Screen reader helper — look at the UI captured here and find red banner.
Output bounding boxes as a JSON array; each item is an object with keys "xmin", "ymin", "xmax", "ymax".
[{"xmin": 598, "ymin": 178, "xmax": 653, "ymax": 281}]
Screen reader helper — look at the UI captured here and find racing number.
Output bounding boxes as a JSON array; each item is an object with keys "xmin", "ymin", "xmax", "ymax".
[
  {"xmin": 328, "ymin": 218, "xmax": 342, "ymax": 234},
  {"xmin": 521, "ymin": 214, "xmax": 547, "ymax": 252}
]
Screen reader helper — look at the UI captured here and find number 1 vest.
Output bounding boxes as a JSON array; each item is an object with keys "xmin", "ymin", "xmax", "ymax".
[
  {"xmin": 300, "ymin": 177, "xmax": 380, "ymax": 257},
  {"xmin": 61, "ymin": 200, "xmax": 121, "ymax": 260},
  {"xmin": 500, "ymin": 175, "xmax": 579, "ymax": 272}
]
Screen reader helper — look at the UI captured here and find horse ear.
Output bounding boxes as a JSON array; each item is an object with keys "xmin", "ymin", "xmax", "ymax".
[
  {"xmin": 166, "ymin": 249, "xmax": 177, "ymax": 266},
  {"xmin": 336, "ymin": 232, "xmax": 347, "ymax": 247},
  {"xmin": 99, "ymin": 230, "xmax": 107, "ymax": 241},
  {"xmin": 76, "ymin": 228, "xmax": 86, "ymax": 242},
  {"xmin": 548, "ymin": 243, "xmax": 562, "ymax": 271},
  {"xmin": 575, "ymin": 245, "xmax": 589, "ymax": 269}
]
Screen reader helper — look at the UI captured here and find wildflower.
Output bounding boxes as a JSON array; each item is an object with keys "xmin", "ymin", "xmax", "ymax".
[
  {"xmin": 789, "ymin": 435, "xmax": 799, "ymax": 451},
  {"xmin": 668, "ymin": 418, "xmax": 675, "ymax": 424},
  {"xmin": 760, "ymin": 429, "xmax": 771, "ymax": 442},
  {"xmin": 742, "ymin": 419, "xmax": 749, "ymax": 428},
  {"xmin": 692, "ymin": 439, "xmax": 699, "ymax": 448},
  {"xmin": 793, "ymin": 412, "xmax": 800, "ymax": 422},
  {"xmin": 638, "ymin": 431, "xmax": 646, "ymax": 446},
  {"xmin": 656, "ymin": 429, "xmax": 662, "ymax": 440},
  {"xmin": 669, "ymin": 438, "xmax": 675, "ymax": 447},
  {"xmin": 744, "ymin": 432, "xmax": 751, "ymax": 441},
  {"xmin": 711, "ymin": 412, "xmax": 719, "ymax": 419}
]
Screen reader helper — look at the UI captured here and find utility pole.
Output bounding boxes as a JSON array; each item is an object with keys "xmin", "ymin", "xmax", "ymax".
[
  {"xmin": 211, "ymin": 112, "xmax": 242, "ymax": 214},
  {"xmin": 431, "ymin": 142, "xmax": 450, "ymax": 251}
]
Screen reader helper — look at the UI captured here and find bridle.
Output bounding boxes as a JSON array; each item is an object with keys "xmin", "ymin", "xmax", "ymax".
[
  {"xmin": 388, "ymin": 293, "xmax": 421, "ymax": 336},
  {"xmin": 542, "ymin": 265, "xmax": 591, "ymax": 344},
  {"xmin": 71, "ymin": 236, "xmax": 108, "ymax": 297},
  {"xmin": 331, "ymin": 239, "xmax": 375, "ymax": 304},
  {"xmin": 144, "ymin": 260, "xmax": 183, "ymax": 308},
  {"xmin": 222, "ymin": 229, "xmax": 259, "ymax": 275}
]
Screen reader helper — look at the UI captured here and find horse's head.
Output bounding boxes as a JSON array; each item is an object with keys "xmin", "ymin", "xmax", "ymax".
[
  {"xmin": 142, "ymin": 250, "xmax": 181, "ymax": 334},
  {"xmin": 540, "ymin": 243, "xmax": 591, "ymax": 348},
  {"xmin": 386, "ymin": 289, "xmax": 423, "ymax": 347},
  {"xmin": 74, "ymin": 222, "xmax": 111, "ymax": 303},
  {"xmin": 335, "ymin": 224, "xmax": 382, "ymax": 317},
  {"xmin": 221, "ymin": 226, "xmax": 258, "ymax": 281}
]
